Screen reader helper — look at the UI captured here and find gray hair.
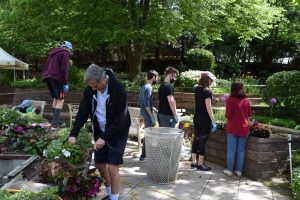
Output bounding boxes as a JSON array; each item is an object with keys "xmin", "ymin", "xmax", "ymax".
[{"xmin": 84, "ymin": 64, "xmax": 106, "ymax": 82}]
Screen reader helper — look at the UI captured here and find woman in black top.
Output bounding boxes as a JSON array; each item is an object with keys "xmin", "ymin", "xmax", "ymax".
[{"xmin": 192, "ymin": 73, "xmax": 216, "ymax": 171}]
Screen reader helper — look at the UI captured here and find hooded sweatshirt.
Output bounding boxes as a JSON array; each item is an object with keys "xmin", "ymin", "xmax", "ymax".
[{"xmin": 42, "ymin": 48, "xmax": 70, "ymax": 84}]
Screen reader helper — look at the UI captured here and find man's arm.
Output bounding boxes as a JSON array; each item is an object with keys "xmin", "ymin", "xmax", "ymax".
[
  {"xmin": 167, "ymin": 95, "xmax": 177, "ymax": 117},
  {"xmin": 144, "ymin": 86, "xmax": 154, "ymax": 118}
]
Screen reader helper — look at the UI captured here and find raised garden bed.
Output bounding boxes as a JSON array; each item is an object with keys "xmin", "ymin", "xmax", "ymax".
[{"xmin": 179, "ymin": 122, "xmax": 300, "ymax": 180}]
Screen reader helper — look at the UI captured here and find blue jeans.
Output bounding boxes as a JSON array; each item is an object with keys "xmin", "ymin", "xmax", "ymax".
[{"xmin": 227, "ymin": 133, "xmax": 247, "ymax": 172}]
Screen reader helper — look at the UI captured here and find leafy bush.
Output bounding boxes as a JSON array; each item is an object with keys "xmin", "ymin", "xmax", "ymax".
[
  {"xmin": 11, "ymin": 65, "xmax": 86, "ymax": 89},
  {"xmin": 0, "ymin": 189, "xmax": 59, "ymax": 200},
  {"xmin": 0, "ymin": 70, "xmax": 14, "ymax": 86},
  {"xmin": 44, "ymin": 128, "xmax": 93, "ymax": 164},
  {"xmin": 292, "ymin": 166, "xmax": 300, "ymax": 200},
  {"xmin": 175, "ymin": 70, "xmax": 201, "ymax": 88},
  {"xmin": 251, "ymin": 115, "xmax": 297, "ymax": 128},
  {"xmin": 186, "ymin": 48, "xmax": 216, "ymax": 71},
  {"xmin": 293, "ymin": 149, "xmax": 300, "ymax": 167},
  {"xmin": 263, "ymin": 70, "xmax": 300, "ymax": 108},
  {"xmin": 0, "ymin": 108, "xmax": 47, "ymax": 130},
  {"xmin": 68, "ymin": 65, "xmax": 85, "ymax": 89},
  {"xmin": 11, "ymin": 77, "xmax": 45, "ymax": 88}
]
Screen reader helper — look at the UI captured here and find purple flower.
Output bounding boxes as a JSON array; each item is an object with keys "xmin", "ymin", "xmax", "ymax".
[
  {"xmin": 270, "ymin": 98, "xmax": 277, "ymax": 105},
  {"xmin": 17, "ymin": 126, "xmax": 23, "ymax": 132},
  {"xmin": 220, "ymin": 93, "xmax": 229, "ymax": 102}
]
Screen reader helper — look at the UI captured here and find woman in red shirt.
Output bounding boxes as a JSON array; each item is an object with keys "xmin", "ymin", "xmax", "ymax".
[{"xmin": 224, "ymin": 82, "xmax": 252, "ymax": 177}]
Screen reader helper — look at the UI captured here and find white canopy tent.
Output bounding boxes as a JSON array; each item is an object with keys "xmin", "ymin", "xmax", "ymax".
[{"xmin": 0, "ymin": 47, "xmax": 29, "ymax": 81}]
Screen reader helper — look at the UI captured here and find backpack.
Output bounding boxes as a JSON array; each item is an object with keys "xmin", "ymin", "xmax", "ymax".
[{"xmin": 17, "ymin": 99, "xmax": 32, "ymax": 113}]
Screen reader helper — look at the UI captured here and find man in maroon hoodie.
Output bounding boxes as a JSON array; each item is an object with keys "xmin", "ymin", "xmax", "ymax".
[{"xmin": 42, "ymin": 41, "xmax": 72, "ymax": 130}]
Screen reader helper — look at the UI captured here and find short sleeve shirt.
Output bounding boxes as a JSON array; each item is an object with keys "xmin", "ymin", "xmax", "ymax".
[
  {"xmin": 158, "ymin": 82, "xmax": 175, "ymax": 116},
  {"xmin": 194, "ymin": 86, "xmax": 212, "ymax": 121}
]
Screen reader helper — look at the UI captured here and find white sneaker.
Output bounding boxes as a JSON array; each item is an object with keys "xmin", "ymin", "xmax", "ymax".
[
  {"xmin": 223, "ymin": 169, "xmax": 233, "ymax": 176},
  {"xmin": 235, "ymin": 171, "xmax": 242, "ymax": 177}
]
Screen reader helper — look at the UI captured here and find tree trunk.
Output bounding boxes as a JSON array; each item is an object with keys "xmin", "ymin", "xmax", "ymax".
[{"xmin": 126, "ymin": 40, "xmax": 144, "ymax": 80}]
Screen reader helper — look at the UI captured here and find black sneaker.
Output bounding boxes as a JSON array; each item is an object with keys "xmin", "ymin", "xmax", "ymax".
[
  {"xmin": 58, "ymin": 121, "xmax": 66, "ymax": 128},
  {"xmin": 196, "ymin": 164, "xmax": 212, "ymax": 171},
  {"xmin": 101, "ymin": 195, "xmax": 110, "ymax": 200},
  {"xmin": 191, "ymin": 163, "xmax": 197, "ymax": 168},
  {"xmin": 139, "ymin": 155, "xmax": 146, "ymax": 161}
]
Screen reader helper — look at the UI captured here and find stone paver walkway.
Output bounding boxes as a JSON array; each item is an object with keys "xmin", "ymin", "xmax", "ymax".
[{"xmin": 97, "ymin": 141, "xmax": 291, "ymax": 200}]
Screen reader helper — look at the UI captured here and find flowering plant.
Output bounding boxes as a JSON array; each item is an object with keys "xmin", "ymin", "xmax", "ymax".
[
  {"xmin": 44, "ymin": 139, "xmax": 84, "ymax": 165},
  {"xmin": 62, "ymin": 174, "xmax": 102, "ymax": 199},
  {"xmin": 269, "ymin": 97, "xmax": 278, "ymax": 125},
  {"xmin": 250, "ymin": 120, "xmax": 271, "ymax": 138},
  {"xmin": 8, "ymin": 124, "xmax": 52, "ymax": 155}
]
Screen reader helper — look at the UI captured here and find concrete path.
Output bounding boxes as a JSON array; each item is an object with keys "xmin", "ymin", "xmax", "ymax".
[{"xmin": 97, "ymin": 141, "xmax": 291, "ymax": 200}]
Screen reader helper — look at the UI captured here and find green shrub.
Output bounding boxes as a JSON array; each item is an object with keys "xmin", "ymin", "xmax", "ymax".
[
  {"xmin": 251, "ymin": 115, "xmax": 297, "ymax": 128},
  {"xmin": 186, "ymin": 48, "xmax": 216, "ymax": 71},
  {"xmin": 292, "ymin": 166, "xmax": 300, "ymax": 200},
  {"xmin": 68, "ymin": 65, "xmax": 85, "ymax": 89},
  {"xmin": 263, "ymin": 71, "xmax": 300, "ymax": 108},
  {"xmin": 176, "ymin": 70, "xmax": 201, "ymax": 88},
  {"xmin": 11, "ymin": 77, "xmax": 45, "ymax": 88},
  {"xmin": 293, "ymin": 149, "xmax": 300, "ymax": 167},
  {"xmin": 0, "ymin": 70, "xmax": 14, "ymax": 86}
]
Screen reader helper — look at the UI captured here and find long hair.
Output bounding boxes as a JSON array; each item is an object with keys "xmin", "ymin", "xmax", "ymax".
[
  {"xmin": 198, "ymin": 76, "xmax": 211, "ymax": 88},
  {"xmin": 230, "ymin": 82, "xmax": 246, "ymax": 98}
]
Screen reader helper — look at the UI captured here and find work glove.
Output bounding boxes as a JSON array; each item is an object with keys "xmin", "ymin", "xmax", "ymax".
[
  {"xmin": 63, "ymin": 84, "xmax": 69, "ymax": 93},
  {"xmin": 211, "ymin": 121, "xmax": 217, "ymax": 133},
  {"xmin": 174, "ymin": 115, "xmax": 179, "ymax": 123}
]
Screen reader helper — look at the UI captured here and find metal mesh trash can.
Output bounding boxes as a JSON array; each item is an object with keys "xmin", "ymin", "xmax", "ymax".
[{"xmin": 144, "ymin": 127, "xmax": 184, "ymax": 184}]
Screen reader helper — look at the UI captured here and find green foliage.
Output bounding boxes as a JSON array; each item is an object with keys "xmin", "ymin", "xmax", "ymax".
[
  {"xmin": 0, "ymin": 71, "xmax": 14, "ymax": 86},
  {"xmin": 292, "ymin": 166, "xmax": 300, "ymax": 200},
  {"xmin": 44, "ymin": 128, "xmax": 93, "ymax": 164},
  {"xmin": 251, "ymin": 115, "xmax": 297, "ymax": 128},
  {"xmin": 68, "ymin": 66, "xmax": 86, "ymax": 89},
  {"xmin": 263, "ymin": 71, "xmax": 300, "ymax": 108},
  {"xmin": 11, "ymin": 77, "xmax": 45, "ymax": 88},
  {"xmin": 214, "ymin": 109, "xmax": 226, "ymax": 123},
  {"xmin": 235, "ymin": 75, "xmax": 260, "ymax": 95},
  {"xmin": 0, "ymin": 108, "xmax": 21, "ymax": 129},
  {"xmin": 293, "ymin": 149, "xmax": 300, "ymax": 168},
  {"xmin": 186, "ymin": 49, "xmax": 215, "ymax": 71},
  {"xmin": 0, "ymin": 189, "xmax": 59, "ymax": 200},
  {"xmin": 44, "ymin": 139, "xmax": 83, "ymax": 165}
]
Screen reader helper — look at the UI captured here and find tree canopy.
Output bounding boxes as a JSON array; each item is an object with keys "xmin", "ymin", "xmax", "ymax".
[{"xmin": 0, "ymin": 0, "xmax": 296, "ymax": 78}]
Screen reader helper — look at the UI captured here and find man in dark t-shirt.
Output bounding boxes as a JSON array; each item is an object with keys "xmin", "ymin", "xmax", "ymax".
[{"xmin": 158, "ymin": 67, "xmax": 179, "ymax": 128}]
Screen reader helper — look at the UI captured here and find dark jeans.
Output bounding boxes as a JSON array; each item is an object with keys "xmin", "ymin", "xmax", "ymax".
[
  {"xmin": 157, "ymin": 113, "xmax": 176, "ymax": 128},
  {"xmin": 141, "ymin": 114, "xmax": 154, "ymax": 158}
]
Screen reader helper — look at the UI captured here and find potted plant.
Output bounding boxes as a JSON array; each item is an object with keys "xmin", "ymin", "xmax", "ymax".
[{"xmin": 249, "ymin": 121, "xmax": 271, "ymax": 138}]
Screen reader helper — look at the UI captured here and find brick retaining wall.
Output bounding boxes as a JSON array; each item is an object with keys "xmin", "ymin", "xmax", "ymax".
[{"xmin": 180, "ymin": 126, "xmax": 300, "ymax": 180}]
